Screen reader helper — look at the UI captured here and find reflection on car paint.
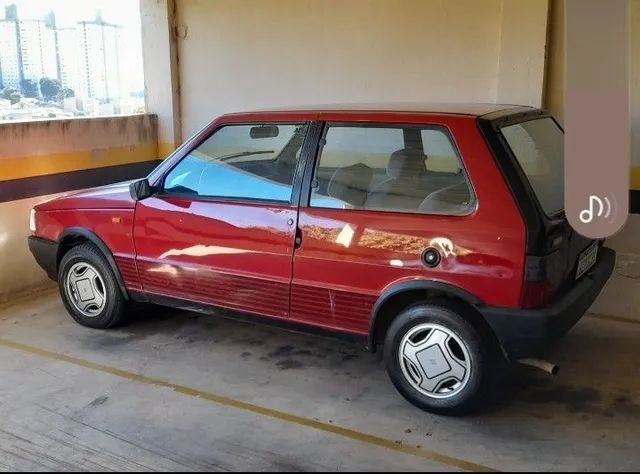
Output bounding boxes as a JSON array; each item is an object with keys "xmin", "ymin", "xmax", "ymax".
[{"xmin": 159, "ymin": 245, "xmax": 253, "ymax": 259}]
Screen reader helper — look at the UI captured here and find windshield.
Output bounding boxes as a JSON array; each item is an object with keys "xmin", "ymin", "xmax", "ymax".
[{"xmin": 501, "ymin": 117, "xmax": 564, "ymax": 216}]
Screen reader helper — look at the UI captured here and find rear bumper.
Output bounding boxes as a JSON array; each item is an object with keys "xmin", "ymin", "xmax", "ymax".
[
  {"xmin": 480, "ymin": 247, "xmax": 616, "ymax": 359},
  {"xmin": 28, "ymin": 236, "xmax": 58, "ymax": 281}
]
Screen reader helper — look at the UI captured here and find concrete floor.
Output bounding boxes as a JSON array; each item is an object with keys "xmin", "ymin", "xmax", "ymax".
[{"xmin": 0, "ymin": 292, "xmax": 639, "ymax": 471}]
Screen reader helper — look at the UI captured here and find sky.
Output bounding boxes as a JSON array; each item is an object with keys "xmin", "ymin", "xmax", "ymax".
[{"xmin": 0, "ymin": 0, "xmax": 144, "ymax": 91}]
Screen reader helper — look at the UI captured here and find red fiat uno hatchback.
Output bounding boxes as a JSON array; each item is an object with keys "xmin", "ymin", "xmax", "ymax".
[{"xmin": 29, "ymin": 104, "xmax": 615, "ymax": 414}]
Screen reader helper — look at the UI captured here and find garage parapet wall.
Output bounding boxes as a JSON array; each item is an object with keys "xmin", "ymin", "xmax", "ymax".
[{"xmin": 0, "ymin": 115, "xmax": 160, "ymax": 304}]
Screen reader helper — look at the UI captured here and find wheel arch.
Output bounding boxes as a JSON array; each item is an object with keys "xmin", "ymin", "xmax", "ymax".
[
  {"xmin": 368, "ymin": 280, "xmax": 485, "ymax": 352},
  {"xmin": 57, "ymin": 227, "xmax": 130, "ymax": 300}
]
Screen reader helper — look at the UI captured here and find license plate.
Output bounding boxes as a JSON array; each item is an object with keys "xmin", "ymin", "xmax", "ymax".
[{"xmin": 576, "ymin": 242, "xmax": 598, "ymax": 280}]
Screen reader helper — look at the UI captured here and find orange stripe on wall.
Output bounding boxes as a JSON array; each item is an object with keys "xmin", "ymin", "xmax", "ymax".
[{"xmin": 0, "ymin": 144, "xmax": 159, "ymax": 181}]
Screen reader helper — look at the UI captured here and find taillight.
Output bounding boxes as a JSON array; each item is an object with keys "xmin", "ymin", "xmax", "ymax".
[
  {"xmin": 520, "ymin": 251, "xmax": 563, "ymax": 308},
  {"xmin": 520, "ymin": 279, "xmax": 555, "ymax": 308}
]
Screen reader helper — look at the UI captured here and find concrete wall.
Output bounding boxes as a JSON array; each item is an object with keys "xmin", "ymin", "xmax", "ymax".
[
  {"xmin": 496, "ymin": 0, "xmax": 550, "ymax": 106},
  {"xmin": 0, "ymin": 117, "xmax": 157, "ymax": 184},
  {"xmin": 174, "ymin": 0, "xmax": 549, "ymax": 136},
  {"xmin": 1, "ymin": 193, "xmax": 66, "ymax": 304},
  {"xmin": 632, "ymin": 0, "xmax": 640, "ymax": 186},
  {"xmin": 141, "ymin": 0, "xmax": 182, "ymax": 157},
  {"xmin": 0, "ymin": 116, "xmax": 159, "ymax": 304}
]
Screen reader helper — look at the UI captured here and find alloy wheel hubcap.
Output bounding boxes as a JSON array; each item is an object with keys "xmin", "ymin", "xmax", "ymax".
[
  {"xmin": 65, "ymin": 262, "xmax": 106, "ymax": 317},
  {"xmin": 398, "ymin": 323, "xmax": 471, "ymax": 399}
]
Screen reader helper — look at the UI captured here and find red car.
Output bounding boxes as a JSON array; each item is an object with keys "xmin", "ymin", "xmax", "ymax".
[{"xmin": 28, "ymin": 104, "xmax": 615, "ymax": 414}]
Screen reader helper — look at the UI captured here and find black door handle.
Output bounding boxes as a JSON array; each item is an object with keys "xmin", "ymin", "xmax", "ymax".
[{"xmin": 294, "ymin": 228, "xmax": 302, "ymax": 249}]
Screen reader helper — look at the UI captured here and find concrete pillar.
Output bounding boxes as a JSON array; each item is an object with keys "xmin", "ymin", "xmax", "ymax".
[
  {"xmin": 496, "ymin": 0, "xmax": 550, "ymax": 107},
  {"xmin": 631, "ymin": 0, "xmax": 640, "ymax": 191},
  {"xmin": 140, "ymin": 0, "xmax": 182, "ymax": 158},
  {"xmin": 544, "ymin": 0, "xmax": 565, "ymax": 123}
]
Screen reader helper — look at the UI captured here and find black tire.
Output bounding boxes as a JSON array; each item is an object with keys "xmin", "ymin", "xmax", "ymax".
[
  {"xmin": 58, "ymin": 243, "xmax": 128, "ymax": 329},
  {"xmin": 383, "ymin": 299, "xmax": 499, "ymax": 415}
]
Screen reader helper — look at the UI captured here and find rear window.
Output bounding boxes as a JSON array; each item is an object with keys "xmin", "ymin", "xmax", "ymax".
[{"xmin": 501, "ymin": 118, "xmax": 564, "ymax": 216}]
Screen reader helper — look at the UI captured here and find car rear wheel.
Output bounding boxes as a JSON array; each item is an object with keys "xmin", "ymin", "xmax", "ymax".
[
  {"xmin": 384, "ymin": 300, "xmax": 497, "ymax": 415},
  {"xmin": 58, "ymin": 243, "xmax": 127, "ymax": 329}
]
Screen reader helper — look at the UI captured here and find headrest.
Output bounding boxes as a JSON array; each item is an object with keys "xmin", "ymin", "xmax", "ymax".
[
  {"xmin": 387, "ymin": 148, "xmax": 427, "ymax": 179},
  {"xmin": 419, "ymin": 181, "xmax": 472, "ymax": 215}
]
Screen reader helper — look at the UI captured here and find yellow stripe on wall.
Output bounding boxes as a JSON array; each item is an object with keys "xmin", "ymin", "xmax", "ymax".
[
  {"xmin": 631, "ymin": 166, "xmax": 640, "ymax": 191},
  {"xmin": 158, "ymin": 142, "xmax": 177, "ymax": 159},
  {"xmin": 0, "ymin": 143, "xmax": 159, "ymax": 182}
]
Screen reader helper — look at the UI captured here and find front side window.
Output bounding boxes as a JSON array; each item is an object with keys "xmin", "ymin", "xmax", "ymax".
[
  {"xmin": 163, "ymin": 123, "xmax": 308, "ymax": 202},
  {"xmin": 501, "ymin": 118, "xmax": 564, "ymax": 216},
  {"xmin": 310, "ymin": 124, "xmax": 474, "ymax": 215}
]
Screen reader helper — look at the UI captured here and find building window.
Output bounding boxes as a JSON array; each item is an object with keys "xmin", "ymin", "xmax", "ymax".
[{"xmin": 0, "ymin": 2, "xmax": 144, "ymax": 122}]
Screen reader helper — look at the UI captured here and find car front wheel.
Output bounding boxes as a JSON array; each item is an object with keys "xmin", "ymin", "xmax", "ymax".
[
  {"xmin": 58, "ymin": 243, "xmax": 127, "ymax": 329},
  {"xmin": 384, "ymin": 300, "xmax": 497, "ymax": 415}
]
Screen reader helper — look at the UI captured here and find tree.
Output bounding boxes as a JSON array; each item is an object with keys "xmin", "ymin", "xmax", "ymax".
[
  {"xmin": 20, "ymin": 79, "xmax": 39, "ymax": 98},
  {"xmin": 1, "ymin": 87, "xmax": 22, "ymax": 105},
  {"xmin": 2, "ymin": 87, "xmax": 18, "ymax": 100},
  {"xmin": 58, "ymin": 87, "xmax": 75, "ymax": 100},
  {"xmin": 39, "ymin": 77, "xmax": 61, "ymax": 101},
  {"xmin": 8, "ymin": 91, "xmax": 22, "ymax": 105}
]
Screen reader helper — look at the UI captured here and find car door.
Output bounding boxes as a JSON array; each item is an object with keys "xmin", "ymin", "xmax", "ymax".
[
  {"xmin": 290, "ymin": 119, "xmax": 487, "ymax": 335},
  {"xmin": 133, "ymin": 122, "xmax": 310, "ymax": 319}
]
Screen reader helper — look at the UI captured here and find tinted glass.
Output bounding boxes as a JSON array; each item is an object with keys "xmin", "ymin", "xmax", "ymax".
[
  {"xmin": 421, "ymin": 129, "xmax": 463, "ymax": 173},
  {"xmin": 164, "ymin": 123, "xmax": 308, "ymax": 202},
  {"xmin": 310, "ymin": 125, "xmax": 474, "ymax": 215},
  {"xmin": 501, "ymin": 118, "xmax": 564, "ymax": 216}
]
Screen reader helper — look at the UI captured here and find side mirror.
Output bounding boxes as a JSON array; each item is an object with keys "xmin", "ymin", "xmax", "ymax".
[{"xmin": 129, "ymin": 178, "xmax": 153, "ymax": 201}]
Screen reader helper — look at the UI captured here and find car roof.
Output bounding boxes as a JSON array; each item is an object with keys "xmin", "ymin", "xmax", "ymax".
[{"xmin": 242, "ymin": 102, "xmax": 534, "ymax": 117}]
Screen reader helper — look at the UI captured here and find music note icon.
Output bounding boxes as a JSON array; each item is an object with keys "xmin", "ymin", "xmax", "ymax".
[{"xmin": 579, "ymin": 195, "xmax": 612, "ymax": 224}]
